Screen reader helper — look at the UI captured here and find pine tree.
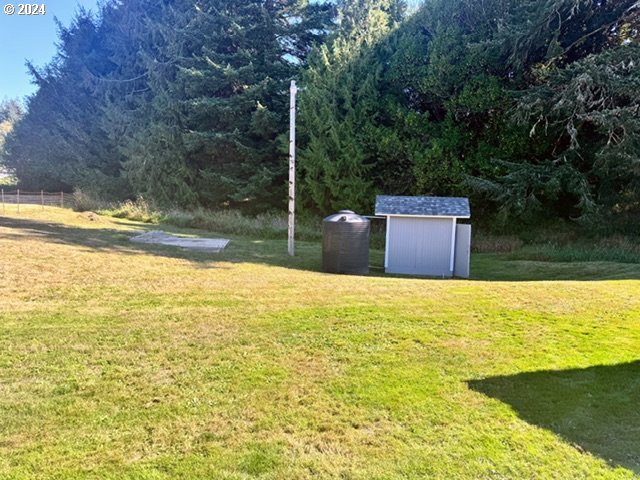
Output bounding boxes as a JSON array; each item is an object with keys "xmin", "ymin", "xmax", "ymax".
[
  {"xmin": 0, "ymin": 99, "xmax": 23, "ymax": 149},
  {"xmin": 3, "ymin": 8, "xmax": 130, "ymax": 196},
  {"xmin": 299, "ymin": 0, "xmax": 406, "ymax": 214},
  {"xmin": 474, "ymin": 0, "xmax": 640, "ymax": 224},
  {"xmin": 115, "ymin": 0, "xmax": 334, "ymax": 209},
  {"xmin": 4, "ymin": 0, "xmax": 334, "ymax": 208},
  {"xmin": 488, "ymin": 45, "xmax": 640, "ymax": 224}
]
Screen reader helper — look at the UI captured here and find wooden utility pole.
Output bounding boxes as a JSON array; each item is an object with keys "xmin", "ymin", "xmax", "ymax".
[{"xmin": 288, "ymin": 80, "xmax": 298, "ymax": 256}]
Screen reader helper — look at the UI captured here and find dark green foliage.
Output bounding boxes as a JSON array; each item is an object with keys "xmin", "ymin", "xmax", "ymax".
[
  {"xmin": 2, "ymin": 0, "xmax": 639, "ymax": 230},
  {"xmin": 299, "ymin": 0, "xmax": 407, "ymax": 214},
  {"xmin": 485, "ymin": 45, "xmax": 640, "ymax": 225},
  {"xmin": 300, "ymin": 0, "xmax": 520, "ymax": 213},
  {"xmin": 301, "ymin": 0, "xmax": 640, "ymax": 228},
  {"xmin": 3, "ymin": 0, "xmax": 333, "ymax": 210},
  {"xmin": 112, "ymin": 0, "xmax": 335, "ymax": 210},
  {"xmin": 2, "ymin": 10, "xmax": 130, "ymax": 197},
  {"xmin": 504, "ymin": 0, "xmax": 640, "ymax": 72},
  {"xmin": 462, "ymin": 0, "xmax": 639, "ymax": 226},
  {"xmin": 299, "ymin": 40, "xmax": 379, "ymax": 213}
]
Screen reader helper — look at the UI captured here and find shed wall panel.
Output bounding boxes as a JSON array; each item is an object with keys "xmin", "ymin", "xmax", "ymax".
[
  {"xmin": 454, "ymin": 224, "xmax": 471, "ymax": 278},
  {"xmin": 386, "ymin": 217, "xmax": 453, "ymax": 277}
]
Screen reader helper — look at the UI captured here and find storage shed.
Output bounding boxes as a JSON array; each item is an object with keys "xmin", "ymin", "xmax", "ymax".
[{"xmin": 375, "ymin": 195, "xmax": 471, "ymax": 278}]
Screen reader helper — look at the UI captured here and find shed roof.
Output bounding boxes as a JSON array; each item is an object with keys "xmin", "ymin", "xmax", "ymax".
[{"xmin": 375, "ymin": 195, "xmax": 470, "ymax": 218}]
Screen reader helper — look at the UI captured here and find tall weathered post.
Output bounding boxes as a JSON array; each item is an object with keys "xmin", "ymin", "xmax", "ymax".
[{"xmin": 288, "ymin": 80, "xmax": 298, "ymax": 257}]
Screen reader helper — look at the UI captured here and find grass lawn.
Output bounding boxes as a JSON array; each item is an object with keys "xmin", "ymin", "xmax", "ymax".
[{"xmin": 1, "ymin": 206, "xmax": 640, "ymax": 479}]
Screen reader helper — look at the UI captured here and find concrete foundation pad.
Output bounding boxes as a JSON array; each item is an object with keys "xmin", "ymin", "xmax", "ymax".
[{"xmin": 130, "ymin": 230, "xmax": 229, "ymax": 252}]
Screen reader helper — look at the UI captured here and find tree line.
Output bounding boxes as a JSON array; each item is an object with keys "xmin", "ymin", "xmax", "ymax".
[{"xmin": 1, "ymin": 0, "xmax": 638, "ymax": 228}]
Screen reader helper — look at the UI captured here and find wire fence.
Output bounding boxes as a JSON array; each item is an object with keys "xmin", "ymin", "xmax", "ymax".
[{"xmin": 0, "ymin": 189, "xmax": 69, "ymax": 213}]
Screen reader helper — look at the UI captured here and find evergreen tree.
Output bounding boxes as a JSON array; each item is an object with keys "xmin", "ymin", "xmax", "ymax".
[
  {"xmin": 473, "ymin": 0, "xmax": 640, "ymax": 224},
  {"xmin": 482, "ymin": 45, "xmax": 640, "ymax": 225},
  {"xmin": 3, "ymin": 8, "xmax": 130, "ymax": 196},
  {"xmin": 3, "ymin": 0, "xmax": 334, "ymax": 208},
  {"xmin": 299, "ymin": 0, "xmax": 406, "ymax": 214},
  {"xmin": 116, "ymin": 0, "xmax": 334, "ymax": 209},
  {"xmin": 0, "ymin": 99, "xmax": 23, "ymax": 150},
  {"xmin": 3, "ymin": 0, "xmax": 638, "ymax": 230}
]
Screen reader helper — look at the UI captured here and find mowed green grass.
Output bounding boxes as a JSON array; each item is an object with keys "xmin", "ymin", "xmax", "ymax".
[{"xmin": 1, "ymin": 206, "xmax": 640, "ymax": 479}]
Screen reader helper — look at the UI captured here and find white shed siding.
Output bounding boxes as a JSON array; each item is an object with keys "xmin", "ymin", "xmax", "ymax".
[
  {"xmin": 386, "ymin": 217, "xmax": 453, "ymax": 277},
  {"xmin": 454, "ymin": 224, "xmax": 471, "ymax": 278}
]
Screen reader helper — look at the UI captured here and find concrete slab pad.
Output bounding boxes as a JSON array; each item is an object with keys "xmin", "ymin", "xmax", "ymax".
[{"xmin": 130, "ymin": 230, "xmax": 229, "ymax": 252}]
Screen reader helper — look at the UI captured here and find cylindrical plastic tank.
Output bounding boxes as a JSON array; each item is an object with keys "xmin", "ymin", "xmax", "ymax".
[{"xmin": 322, "ymin": 210, "xmax": 370, "ymax": 275}]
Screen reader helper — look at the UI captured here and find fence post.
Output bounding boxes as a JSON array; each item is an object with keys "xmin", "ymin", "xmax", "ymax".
[
  {"xmin": 41, "ymin": 190, "xmax": 44, "ymax": 210},
  {"xmin": 17, "ymin": 189, "xmax": 19, "ymax": 214},
  {"xmin": 61, "ymin": 191, "xmax": 64, "ymax": 208}
]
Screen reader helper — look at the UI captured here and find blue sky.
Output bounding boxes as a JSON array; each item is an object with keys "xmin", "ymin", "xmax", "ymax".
[{"xmin": 0, "ymin": 0, "xmax": 100, "ymax": 102}]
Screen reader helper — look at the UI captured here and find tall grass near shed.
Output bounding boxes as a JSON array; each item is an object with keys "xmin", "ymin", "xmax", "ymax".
[
  {"xmin": 86, "ymin": 196, "xmax": 639, "ymax": 262},
  {"xmin": 97, "ymin": 198, "xmax": 322, "ymax": 241},
  {"xmin": 509, "ymin": 236, "xmax": 640, "ymax": 264},
  {"xmin": 95, "ymin": 197, "xmax": 390, "ymax": 246}
]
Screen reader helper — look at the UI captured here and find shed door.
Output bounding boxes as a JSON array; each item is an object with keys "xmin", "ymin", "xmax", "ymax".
[
  {"xmin": 387, "ymin": 217, "xmax": 453, "ymax": 277},
  {"xmin": 454, "ymin": 224, "xmax": 471, "ymax": 278}
]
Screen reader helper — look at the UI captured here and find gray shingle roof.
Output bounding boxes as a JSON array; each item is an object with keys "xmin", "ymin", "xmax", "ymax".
[{"xmin": 375, "ymin": 195, "xmax": 470, "ymax": 217}]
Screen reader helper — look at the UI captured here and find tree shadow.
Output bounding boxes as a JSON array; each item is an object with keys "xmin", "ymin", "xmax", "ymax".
[
  {"xmin": 0, "ymin": 215, "xmax": 325, "ymax": 271},
  {"xmin": 468, "ymin": 361, "xmax": 640, "ymax": 473},
  {"xmin": 471, "ymin": 254, "xmax": 640, "ymax": 281},
  {"xmin": 2, "ymin": 215, "xmax": 640, "ymax": 280},
  {"xmin": 0, "ymin": 215, "xmax": 230, "ymax": 269}
]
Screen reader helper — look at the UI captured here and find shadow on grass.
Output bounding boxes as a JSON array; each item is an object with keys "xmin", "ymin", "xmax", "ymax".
[
  {"xmin": 2, "ymin": 215, "xmax": 640, "ymax": 280},
  {"xmin": 0, "ymin": 215, "xmax": 324, "ymax": 271},
  {"xmin": 471, "ymin": 254, "xmax": 640, "ymax": 281},
  {"xmin": 105, "ymin": 219, "xmax": 328, "ymax": 272},
  {"xmin": 0, "ymin": 215, "xmax": 229, "ymax": 268},
  {"xmin": 468, "ymin": 361, "xmax": 640, "ymax": 473}
]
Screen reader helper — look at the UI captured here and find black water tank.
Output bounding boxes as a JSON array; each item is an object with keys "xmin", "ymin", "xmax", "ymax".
[{"xmin": 322, "ymin": 210, "xmax": 370, "ymax": 275}]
